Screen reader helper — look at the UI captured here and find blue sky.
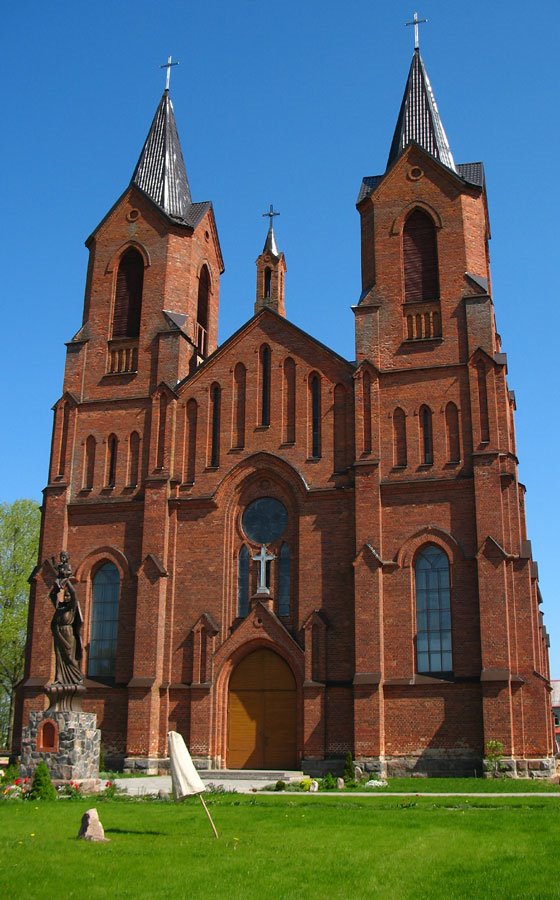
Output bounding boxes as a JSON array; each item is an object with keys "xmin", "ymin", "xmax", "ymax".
[{"xmin": 2, "ymin": 1, "xmax": 559, "ymax": 671}]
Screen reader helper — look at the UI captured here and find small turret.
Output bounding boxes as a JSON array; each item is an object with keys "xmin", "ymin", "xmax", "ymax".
[{"xmin": 255, "ymin": 205, "xmax": 286, "ymax": 317}]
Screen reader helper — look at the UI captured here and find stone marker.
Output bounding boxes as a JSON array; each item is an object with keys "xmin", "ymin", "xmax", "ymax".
[
  {"xmin": 309, "ymin": 779, "xmax": 319, "ymax": 792},
  {"xmin": 354, "ymin": 765, "xmax": 363, "ymax": 780},
  {"xmin": 336, "ymin": 777, "xmax": 345, "ymax": 790},
  {"xmin": 77, "ymin": 808, "xmax": 109, "ymax": 842}
]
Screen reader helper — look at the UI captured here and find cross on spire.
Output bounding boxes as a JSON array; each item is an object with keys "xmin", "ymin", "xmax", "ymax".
[
  {"xmin": 262, "ymin": 203, "xmax": 280, "ymax": 226},
  {"xmin": 405, "ymin": 11, "xmax": 428, "ymax": 50},
  {"xmin": 160, "ymin": 55, "xmax": 179, "ymax": 91}
]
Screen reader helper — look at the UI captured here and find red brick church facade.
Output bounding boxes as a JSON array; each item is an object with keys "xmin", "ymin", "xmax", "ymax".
[{"xmin": 17, "ymin": 48, "xmax": 554, "ymax": 776}]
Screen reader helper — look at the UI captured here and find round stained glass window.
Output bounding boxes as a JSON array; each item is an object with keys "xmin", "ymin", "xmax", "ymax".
[{"xmin": 242, "ymin": 497, "xmax": 288, "ymax": 544}]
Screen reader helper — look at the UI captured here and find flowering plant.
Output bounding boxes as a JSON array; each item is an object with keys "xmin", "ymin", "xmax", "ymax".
[{"xmin": 2, "ymin": 776, "xmax": 31, "ymax": 800}]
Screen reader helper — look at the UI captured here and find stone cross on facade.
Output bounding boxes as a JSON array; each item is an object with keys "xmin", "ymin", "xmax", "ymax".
[
  {"xmin": 405, "ymin": 12, "xmax": 428, "ymax": 50},
  {"xmin": 160, "ymin": 55, "xmax": 179, "ymax": 91},
  {"xmin": 252, "ymin": 545, "xmax": 276, "ymax": 594}
]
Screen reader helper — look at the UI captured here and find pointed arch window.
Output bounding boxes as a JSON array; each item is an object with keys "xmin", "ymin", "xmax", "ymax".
[
  {"xmin": 107, "ymin": 434, "xmax": 118, "ymax": 487},
  {"xmin": 403, "ymin": 210, "xmax": 439, "ymax": 303},
  {"xmin": 309, "ymin": 373, "xmax": 321, "ymax": 458},
  {"xmin": 278, "ymin": 544, "xmax": 291, "ymax": 616},
  {"xmin": 128, "ymin": 431, "xmax": 140, "ymax": 486},
  {"xmin": 333, "ymin": 384, "xmax": 347, "ymax": 473},
  {"xmin": 210, "ymin": 383, "xmax": 221, "ymax": 468},
  {"xmin": 419, "ymin": 405, "xmax": 433, "ymax": 465},
  {"xmin": 112, "ymin": 248, "xmax": 144, "ymax": 338},
  {"xmin": 233, "ymin": 363, "xmax": 246, "ymax": 449},
  {"xmin": 393, "ymin": 408, "xmax": 407, "ymax": 467},
  {"xmin": 88, "ymin": 563, "xmax": 120, "ymax": 679},
  {"xmin": 84, "ymin": 435, "xmax": 96, "ymax": 490},
  {"xmin": 58, "ymin": 402, "xmax": 70, "ymax": 477},
  {"xmin": 156, "ymin": 393, "xmax": 167, "ymax": 470},
  {"xmin": 237, "ymin": 546, "xmax": 250, "ymax": 618},
  {"xmin": 362, "ymin": 371, "xmax": 372, "ymax": 455},
  {"xmin": 445, "ymin": 402, "xmax": 460, "ymax": 463},
  {"xmin": 196, "ymin": 266, "xmax": 210, "ymax": 357},
  {"xmin": 260, "ymin": 345, "xmax": 271, "ymax": 427},
  {"xmin": 476, "ymin": 361, "xmax": 490, "ymax": 443},
  {"xmin": 283, "ymin": 357, "xmax": 296, "ymax": 443},
  {"xmin": 186, "ymin": 399, "xmax": 197, "ymax": 484},
  {"xmin": 415, "ymin": 546, "xmax": 452, "ymax": 674},
  {"xmin": 264, "ymin": 267, "xmax": 272, "ymax": 298}
]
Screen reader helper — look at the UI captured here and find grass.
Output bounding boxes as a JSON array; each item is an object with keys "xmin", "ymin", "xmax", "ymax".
[{"xmin": 1, "ymin": 794, "xmax": 560, "ymax": 898}]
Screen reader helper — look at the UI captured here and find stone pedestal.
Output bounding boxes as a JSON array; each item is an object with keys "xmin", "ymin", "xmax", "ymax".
[{"xmin": 21, "ymin": 709, "xmax": 101, "ymax": 782}]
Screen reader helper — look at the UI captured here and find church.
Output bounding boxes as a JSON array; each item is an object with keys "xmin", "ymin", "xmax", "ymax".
[{"xmin": 16, "ymin": 42, "xmax": 554, "ymax": 777}]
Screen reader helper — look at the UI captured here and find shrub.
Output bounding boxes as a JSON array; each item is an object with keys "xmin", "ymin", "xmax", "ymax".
[
  {"xmin": 485, "ymin": 740, "xmax": 505, "ymax": 778},
  {"xmin": 29, "ymin": 761, "xmax": 57, "ymax": 800},
  {"xmin": 322, "ymin": 772, "xmax": 336, "ymax": 790},
  {"xmin": 274, "ymin": 780, "xmax": 286, "ymax": 791},
  {"xmin": 0, "ymin": 764, "xmax": 19, "ymax": 787},
  {"xmin": 299, "ymin": 777, "xmax": 312, "ymax": 792},
  {"xmin": 343, "ymin": 752, "xmax": 355, "ymax": 784}
]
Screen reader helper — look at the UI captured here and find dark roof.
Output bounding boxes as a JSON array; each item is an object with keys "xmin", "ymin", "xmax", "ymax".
[
  {"xmin": 457, "ymin": 162, "xmax": 485, "ymax": 188},
  {"xmin": 131, "ymin": 90, "xmax": 205, "ymax": 225},
  {"xmin": 357, "ymin": 176, "xmax": 383, "ymax": 204},
  {"xmin": 387, "ymin": 49, "xmax": 456, "ymax": 173}
]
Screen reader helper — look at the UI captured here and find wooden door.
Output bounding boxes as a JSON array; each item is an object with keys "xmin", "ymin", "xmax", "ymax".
[{"xmin": 227, "ymin": 649, "xmax": 297, "ymax": 769}]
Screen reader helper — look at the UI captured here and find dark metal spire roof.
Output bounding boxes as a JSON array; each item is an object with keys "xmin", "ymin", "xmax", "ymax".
[
  {"xmin": 131, "ymin": 90, "xmax": 194, "ymax": 222},
  {"xmin": 263, "ymin": 221, "xmax": 280, "ymax": 257},
  {"xmin": 387, "ymin": 49, "xmax": 456, "ymax": 173}
]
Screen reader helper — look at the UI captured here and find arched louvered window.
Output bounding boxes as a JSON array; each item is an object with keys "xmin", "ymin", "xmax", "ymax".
[
  {"xmin": 88, "ymin": 562, "xmax": 120, "ymax": 679},
  {"xmin": 445, "ymin": 403, "xmax": 460, "ymax": 463},
  {"xmin": 107, "ymin": 434, "xmax": 118, "ymax": 487},
  {"xmin": 415, "ymin": 546, "xmax": 452, "ymax": 674},
  {"xmin": 403, "ymin": 210, "xmax": 439, "ymax": 303},
  {"xmin": 156, "ymin": 394, "xmax": 167, "ymax": 470},
  {"xmin": 186, "ymin": 399, "xmax": 197, "ymax": 484},
  {"xmin": 233, "ymin": 363, "xmax": 246, "ymax": 449},
  {"xmin": 58, "ymin": 402, "xmax": 70, "ymax": 477},
  {"xmin": 196, "ymin": 266, "xmax": 210, "ymax": 357},
  {"xmin": 84, "ymin": 435, "xmax": 96, "ymax": 490},
  {"xmin": 264, "ymin": 267, "xmax": 272, "ymax": 298},
  {"xmin": 210, "ymin": 383, "xmax": 221, "ymax": 467},
  {"xmin": 393, "ymin": 408, "xmax": 407, "ymax": 467},
  {"xmin": 310, "ymin": 374, "xmax": 321, "ymax": 458},
  {"xmin": 283, "ymin": 357, "xmax": 296, "ymax": 443},
  {"xmin": 237, "ymin": 546, "xmax": 250, "ymax": 618},
  {"xmin": 420, "ymin": 406, "xmax": 433, "ymax": 465},
  {"xmin": 260, "ymin": 345, "xmax": 271, "ymax": 426},
  {"xmin": 278, "ymin": 544, "xmax": 291, "ymax": 616},
  {"xmin": 128, "ymin": 431, "xmax": 140, "ymax": 486},
  {"xmin": 113, "ymin": 248, "xmax": 144, "ymax": 338}
]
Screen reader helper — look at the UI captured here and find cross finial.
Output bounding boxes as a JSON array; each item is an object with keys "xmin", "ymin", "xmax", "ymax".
[
  {"xmin": 262, "ymin": 203, "xmax": 280, "ymax": 225},
  {"xmin": 405, "ymin": 12, "xmax": 428, "ymax": 50},
  {"xmin": 160, "ymin": 55, "xmax": 179, "ymax": 91}
]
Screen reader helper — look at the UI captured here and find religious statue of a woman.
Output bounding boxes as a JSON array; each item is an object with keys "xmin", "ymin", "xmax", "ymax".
[{"xmin": 49, "ymin": 552, "xmax": 84, "ymax": 686}]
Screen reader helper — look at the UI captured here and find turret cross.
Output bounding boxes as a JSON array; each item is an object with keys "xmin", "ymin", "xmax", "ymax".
[
  {"xmin": 252, "ymin": 545, "xmax": 276, "ymax": 594},
  {"xmin": 160, "ymin": 55, "xmax": 179, "ymax": 91},
  {"xmin": 262, "ymin": 204, "xmax": 280, "ymax": 226},
  {"xmin": 405, "ymin": 12, "xmax": 428, "ymax": 50}
]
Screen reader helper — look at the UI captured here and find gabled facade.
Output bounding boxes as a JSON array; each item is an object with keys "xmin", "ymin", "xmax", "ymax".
[{"xmin": 16, "ymin": 50, "xmax": 553, "ymax": 776}]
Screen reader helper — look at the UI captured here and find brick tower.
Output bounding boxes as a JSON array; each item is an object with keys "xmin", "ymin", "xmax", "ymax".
[{"xmin": 17, "ymin": 48, "xmax": 553, "ymax": 778}]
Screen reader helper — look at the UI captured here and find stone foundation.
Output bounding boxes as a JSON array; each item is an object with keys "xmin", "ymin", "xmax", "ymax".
[
  {"xmin": 483, "ymin": 756, "xmax": 556, "ymax": 779},
  {"xmin": 21, "ymin": 710, "xmax": 100, "ymax": 781}
]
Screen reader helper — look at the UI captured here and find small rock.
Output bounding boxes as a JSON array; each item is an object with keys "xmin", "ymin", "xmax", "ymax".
[
  {"xmin": 309, "ymin": 780, "xmax": 319, "ymax": 792},
  {"xmin": 354, "ymin": 766, "xmax": 363, "ymax": 780},
  {"xmin": 158, "ymin": 789, "xmax": 169, "ymax": 799},
  {"xmin": 77, "ymin": 808, "xmax": 109, "ymax": 842},
  {"xmin": 364, "ymin": 779, "xmax": 388, "ymax": 788},
  {"xmin": 336, "ymin": 777, "xmax": 345, "ymax": 790}
]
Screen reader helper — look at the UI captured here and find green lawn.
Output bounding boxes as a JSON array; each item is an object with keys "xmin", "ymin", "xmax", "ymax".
[{"xmin": 1, "ymin": 795, "xmax": 559, "ymax": 898}]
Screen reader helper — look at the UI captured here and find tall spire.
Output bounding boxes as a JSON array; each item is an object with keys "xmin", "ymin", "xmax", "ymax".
[
  {"xmin": 387, "ymin": 49, "xmax": 456, "ymax": 173},
  {"xmin": 262, "ymin": 204, "xmax": 280, "ymax": 258},
  {"xmin": 131, "ymin": 90, "xmax": 193, "ymax": 221}
]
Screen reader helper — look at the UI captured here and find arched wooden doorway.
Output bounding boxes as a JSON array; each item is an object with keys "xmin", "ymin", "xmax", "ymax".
[{"xmin": 227, "ymin": 648, "xmax": 297, "ymax": 769}]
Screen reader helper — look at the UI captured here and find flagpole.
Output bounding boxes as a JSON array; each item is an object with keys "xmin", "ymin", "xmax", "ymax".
[{"xmin": 199, "ymin": 793, "xmax": 219, "ymax": 838}]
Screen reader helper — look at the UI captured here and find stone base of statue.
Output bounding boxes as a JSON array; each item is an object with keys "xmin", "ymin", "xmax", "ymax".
[{"xmin": 20, "ymin": 700, "xmax": 101, "ymax": 783}]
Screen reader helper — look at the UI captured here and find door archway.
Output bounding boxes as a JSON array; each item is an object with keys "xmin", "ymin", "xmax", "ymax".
[{"xmin": 227, "ymin": 648, "xmax": 297, "ymax": 769}]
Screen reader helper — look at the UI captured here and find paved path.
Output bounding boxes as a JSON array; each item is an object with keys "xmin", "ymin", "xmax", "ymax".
[{"xmin": 115, "ymin": 775, "xmax": 560, "ymax": 798}]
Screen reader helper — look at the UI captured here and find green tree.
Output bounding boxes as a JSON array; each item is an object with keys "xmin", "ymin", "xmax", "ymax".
[{"xmin": 0, "ymin": 499, "xmax": 41, "ymax": 751}]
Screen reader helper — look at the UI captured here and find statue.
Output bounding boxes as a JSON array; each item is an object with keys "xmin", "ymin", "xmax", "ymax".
[{"xmin": 49, "ymin": 552, "xmax": 84, "ymax": 686}]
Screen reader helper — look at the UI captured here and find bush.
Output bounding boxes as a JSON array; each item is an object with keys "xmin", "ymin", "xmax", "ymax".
[
  {"xmin": 343, "ymin": 752, "xmax": 355, "ymax": 784},
  {"xmin": 0, "ymin": 764, "xmax": 19, "ymax": 787},
  {"xmin": 485, "ymin": 740, "xmax": 505, "ymax": 778},
  {"xmin": 29, "ymin": 761, "xmax": 57, "ymax": 800},
  {"xmin": 274, "ymin": 780, "xmax": 286, "ymax": 791},
  {"xmin": 322, "ymin": 772, "xmax": 337, "ymax": 790}
]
